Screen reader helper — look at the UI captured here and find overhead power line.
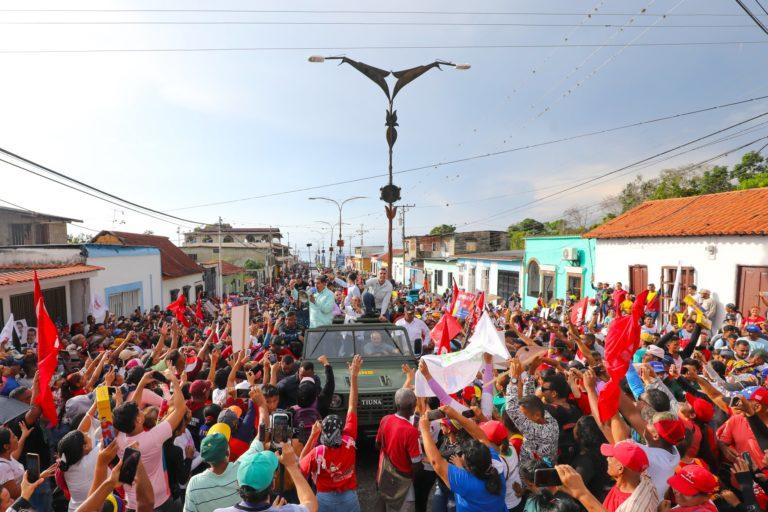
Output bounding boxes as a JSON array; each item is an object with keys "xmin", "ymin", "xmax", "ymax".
[
  {"xmin": 461, "ymin": 111, "xmax": 768, "ymax": 227},
  {"xmin": 0, "ymin": 40, "xmax": 766, "ymax": 54},
  {"xmin": 0, "ymin": 156, "xmax": 202, "ymax": 228},
  {"xmin": 0, "ymin": 20, "xmax": 759, "ymax": 28},
  {"xmin": 0, "ymin": 147, "xmax": 204, "ymax": 225},
  {"xmin": 0, "ymin": 9, "xmax": 758, "ymax": 16},
  {"xmin": 733, "ymin": 0, "xmax": 768, "ymax": 35},
  {"xmin": 166, "ymin": 93, "xmax": 768, "ymax": 211}
]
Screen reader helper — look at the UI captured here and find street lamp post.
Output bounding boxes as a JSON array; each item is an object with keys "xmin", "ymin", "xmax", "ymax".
[
  {"xmin": 309, "ymin": 56, "xmax": 469, "ymax": 275},
  {"xmin": 309, "ymin": 196, "xmax": 365, "ymax": 267}
]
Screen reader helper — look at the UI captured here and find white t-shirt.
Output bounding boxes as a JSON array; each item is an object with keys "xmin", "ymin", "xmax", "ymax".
[
  {"xmin": 214, "ymin": 504, "xmax": 308, "ymax": 512},
  {"xmin": 639, "ymin": 444, "xmax": 680, "ymax": 498},
  {"xmin": 212, "ymin": 387, "xmax": 228, "ymax": 407},
  {"xmin": 0, "ymin": 456, "xmax": 23, "ymax": 487},
  {"xmin": 395, "ymin": 317, "xmax": 431, "ymax": 350},
  {"xmin": 64, "ymin": 438, "xmax": 100, "ymax": 511},
  {"xmin": 492, "ymin": 449, "xmax": 522, "ymax": 510}
]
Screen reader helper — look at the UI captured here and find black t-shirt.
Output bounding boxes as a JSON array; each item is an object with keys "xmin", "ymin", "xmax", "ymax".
[
  {"xmin": 12, "ymin": 419, "xmax": 52, "ymax": 470},
  {"xmin": 545, "ymin": 402, "xmax": 583, "ymax": 462},
  {"xmin": 571, "ymin": 450, "xmax": 611, "ymax": 502}
]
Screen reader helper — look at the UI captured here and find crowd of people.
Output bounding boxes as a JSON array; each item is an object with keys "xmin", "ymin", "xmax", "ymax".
[{"xmin": 0, "ymin": 264, "xmax": 767, "ymax": 512}]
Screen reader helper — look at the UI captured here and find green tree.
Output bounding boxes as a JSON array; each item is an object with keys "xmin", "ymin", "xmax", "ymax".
[
  {"xmin": 508, "ymin": 218, "xmax": 546, "ymax": 234},
  {"xmin": 698, "ymin": 165, "xmax": 733, "ymax": 195},
  {"xmin": 429, "ymin": 224, "xmax": 456, "ymax": 236},
  {"xmin": 731, "ymin": 151, "xmax": 765, "ymax": 183},
  {"xmin": 243, "ymin": 259, "xmax": 264, "ymax": 270},
  {"xmin": 67, "ymin": 233, "xmax": 90, "ymax": 244}
]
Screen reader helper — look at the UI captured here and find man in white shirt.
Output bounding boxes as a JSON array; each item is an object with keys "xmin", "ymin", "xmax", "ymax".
[
  {"xmin": 344, "ymin": 271, "xmax": 363, "ymax": 307},
  {"xmin": 395, "ymin": 304, "xmax": 430, "ymax": 355},
  {"xmin": 363, "ymin": 268, "xmax": 394, "ymax": 321}
]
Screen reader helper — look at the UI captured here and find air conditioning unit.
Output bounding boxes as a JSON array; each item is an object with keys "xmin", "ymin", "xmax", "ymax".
[{"xmin": 562, "ymin": 247, "xmax": 579, "ymax": 261}]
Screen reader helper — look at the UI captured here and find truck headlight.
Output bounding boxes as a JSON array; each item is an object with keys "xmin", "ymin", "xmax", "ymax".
[{"xmin": 330, "ymin": 393, "xmax": 343, "ymax": 409}]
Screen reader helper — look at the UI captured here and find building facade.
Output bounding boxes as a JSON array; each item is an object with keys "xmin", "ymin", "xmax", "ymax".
[
  {"xmin": 522, "ymin": 236, "xmax": 596, "ymax": 310},
  {"xmin": 585, "ymin": 188, "xmax": 768, "ymax": 326},
  {"xmin": 83, "ymin": 244, "xmax": 162, "ymax": 316},
  {"xmin": 456, "ymin": 251, "xmax": 523, "ymax": 301},
  {"xmin": 0, "ymin": 246, "xmax": 102, "ymax": 326},
  {"xmin": 422, "ymin": 258, "xmax": 458, "ymax": 296},
  {"xmin": 0, "ymin": 206, "xmax": 80, "ymax": 246},
  {"xmin": 91, "ymin": 231, "xmax": 203, "ymax": 304},
  {"xmin": 182, "ymin": 225, "xmax": 286, "ymax": 268}
]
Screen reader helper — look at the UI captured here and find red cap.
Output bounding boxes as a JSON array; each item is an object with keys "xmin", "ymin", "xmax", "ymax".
[
  {"xmin": 600, "ymin": 441, "xmax": 649, "ymax": 473},
  {"xmin": 668, "ymin": 464, "xmax": 718, "ymax": 496},
  {"xmin": 748, "ymin": 387, "xmax": 768, "ymax": 407},
  {"xmin": 654, "ymin": 418, "xmax": 686, "ymax": 444},
  {"xmin": 480, "ymin": 420, "xmax": 509, "ymax": 445},
  {"xmin": 684, "ymin": 393, "xmax": 715, "ymax": 424},
  {"xmin": 189, "ymin": 379, "xmax": 211, "ymax": 399}
]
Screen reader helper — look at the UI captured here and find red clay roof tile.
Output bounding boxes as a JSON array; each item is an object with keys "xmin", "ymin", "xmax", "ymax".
[
  {"xmin": 584, "ymin": 188, "xmax": 768, "ymax": 239},
  {"xmin": 0, "ymin": 264, "xmax": 103, "ymax": 286}
]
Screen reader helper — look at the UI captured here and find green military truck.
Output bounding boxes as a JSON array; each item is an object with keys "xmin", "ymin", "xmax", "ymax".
[{"xmin": 303, "ymin": 322, "xmax": 416, "ymax": 436}]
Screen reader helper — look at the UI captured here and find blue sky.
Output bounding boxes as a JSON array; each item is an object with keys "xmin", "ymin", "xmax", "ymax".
[{"xmin": 1, "ymin": 0, "xmax": 767, "ymax": 253}]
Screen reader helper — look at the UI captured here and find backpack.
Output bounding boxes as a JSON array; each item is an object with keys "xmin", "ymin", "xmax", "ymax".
[{"xmin": 291, "ymin": 405, "xmax": 321, "ymax": 444}]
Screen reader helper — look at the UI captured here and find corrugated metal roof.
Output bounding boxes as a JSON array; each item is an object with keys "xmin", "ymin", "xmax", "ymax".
[
  {"xmin": 584, "ymin": 188, "xmax": 768, "ymax": 239},
  {"xmin": 0, "ymin": 264, "xmax": 103, "ymax": 286}
]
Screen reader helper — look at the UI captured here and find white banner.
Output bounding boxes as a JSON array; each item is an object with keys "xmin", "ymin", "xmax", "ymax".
[
  {"xmin": 0, "ymin": 314, "xmax": 14, "ymax": 345},
  {"xmin": 230, "ymin": 304, "xmax": 249, "ymax": 353},
  {"xmin": 90, "ymin": 293, "xmax": 108, "ymax": 323},
  {"xmin": 415, "ymin": 312, "xmax": 511, "ymax": 397}
]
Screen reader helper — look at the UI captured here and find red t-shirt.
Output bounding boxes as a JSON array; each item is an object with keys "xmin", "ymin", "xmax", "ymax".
[
  {"xmin": 300, "ymin": 411, "xmax": 358, "ymax": 492},
  {"xmin": 229, "ymin": 437, "xmax": 249, "ymax": 462},
  {"xmin": 375, "ymin": 414, "xmax": 422, "ymax": 477},
  {"xmin": 603, "ymin": 485, "xmax": 631, "ymax": 512}
]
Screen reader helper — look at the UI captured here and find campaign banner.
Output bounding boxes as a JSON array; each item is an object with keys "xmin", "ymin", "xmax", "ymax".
[{"xmin": 451, "ymin": 291, "xmax": 476, "ymax": 320}]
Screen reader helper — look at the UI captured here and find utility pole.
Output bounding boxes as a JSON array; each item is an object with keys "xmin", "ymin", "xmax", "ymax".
[
  {"xmin": 217, "ymin": 217, "xmax": 223, "ymax": 299},
  {"xmin": 399, "ymin": 204, "xmax": 415, "ymax": 286},
  {"xmin": 356, "ymin": 223, "xmax": 370, "ymax": 247}
]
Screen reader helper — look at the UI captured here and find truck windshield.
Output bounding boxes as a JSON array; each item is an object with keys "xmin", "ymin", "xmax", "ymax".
[{"xmin": 305, "ymin": 328, "xmax": 411, "ymax": 359}]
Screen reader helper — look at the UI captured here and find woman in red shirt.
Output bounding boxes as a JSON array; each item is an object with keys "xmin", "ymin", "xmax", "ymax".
[{"xmin": 300, "ymin": 355, "xmax": 362, "ymax": 512}]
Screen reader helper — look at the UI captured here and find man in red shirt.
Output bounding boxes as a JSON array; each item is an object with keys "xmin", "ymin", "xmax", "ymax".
[
  {"xmin": 300, "ymin": 355, "xmax": 363, "ymax": 511},
  {"xmin": 601, "ymin": 441, "xmax": 658, "ymax": 512},
  {"xmin": 375, "ymin": 387, "xmax": 422, "ymax": 512}
]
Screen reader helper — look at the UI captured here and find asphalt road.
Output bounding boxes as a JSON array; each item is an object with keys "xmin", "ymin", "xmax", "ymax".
[{"xmin": 357, "ymin": 438, "xmax": 381, "ymax": 508}]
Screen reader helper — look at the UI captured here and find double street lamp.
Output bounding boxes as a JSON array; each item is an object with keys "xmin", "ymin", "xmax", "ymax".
[
  {"xmin": 309, "ymin": 195, "xmax": 364, "ymax": 267},
  {"xmin": 309, "ymin": 56, "xmax": 469, "ymax": 276}
]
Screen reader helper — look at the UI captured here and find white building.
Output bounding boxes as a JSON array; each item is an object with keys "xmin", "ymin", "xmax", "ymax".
[
  {"xmin": 422, "ymin": 257, "xmax": 458, "ymax": 296},
  {"xmin": 455, "ymin": 250, "xmax": 524, "ymax": 300},
  {"xmin": 585, "ymin": 188, "xmax": 768, "ymax": 326},
  {"xmin": 91, "ymin": 231, "xmax": 204, "ymax": 304},
  {"xmin": 83, "ymin": 244, "xmax": 162, "ymax": 316},
  {"xmin": 0, "ymin": 246, "xmax": 102, "ymax": 326}
]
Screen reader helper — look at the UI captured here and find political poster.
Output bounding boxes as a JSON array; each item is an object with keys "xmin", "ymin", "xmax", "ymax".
[{"xmin": 451, "ymin": 291, "xmax": 476, "ymax": 320}]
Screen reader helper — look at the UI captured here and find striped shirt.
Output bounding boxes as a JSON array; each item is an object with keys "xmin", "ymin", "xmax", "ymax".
[{"xmin": 184, "ymin": 462, "xmax": 241, "ymax": 512}]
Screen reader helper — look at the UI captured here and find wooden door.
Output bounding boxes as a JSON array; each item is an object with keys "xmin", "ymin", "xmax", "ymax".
[
  {"xmin": 629, "ymin": 265, "xmax": 648, "ymax": 295},
  {"xmin": 738, "ymin": 266, "xmax": 768, "ymax": 314}
]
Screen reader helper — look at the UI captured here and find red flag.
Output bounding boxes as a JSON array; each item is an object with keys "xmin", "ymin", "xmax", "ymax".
[
  {"xmin": 470, "ymin": 291, "xmax": 485, "ymax": 329},
  {"xmin": 448, "ymin": 278, "xmax": 460, "ymax": 314},
  {"xmin": 569, "ymin": 298, "xmax": 588, "ymax": 326},
  {"xmin": 167, "ymin": 294, "xmax": 190, "ymax": 328},
  {"xmin": 431, "ymin": 314, "xmax": 462, "ymax": 354},
  {"xmin": 597, "ymin": 290, "xmax": 649, "ymax": 422},
  {"xmin": 33, "ymin": 271, "xmax": 60, "ymax": 426}
]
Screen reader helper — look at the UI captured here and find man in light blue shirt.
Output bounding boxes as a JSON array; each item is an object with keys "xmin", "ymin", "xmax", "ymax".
[{"xmin": 309, "ymin": 275, "xmax": 336, "ymax": 328}]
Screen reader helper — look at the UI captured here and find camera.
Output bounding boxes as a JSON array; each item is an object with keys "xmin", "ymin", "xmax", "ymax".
[{"xmin": 260, "ymin": 410, "xmax": 300, "ymax": 451}]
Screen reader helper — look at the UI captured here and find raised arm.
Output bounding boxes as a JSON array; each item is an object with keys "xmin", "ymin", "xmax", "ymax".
[
  {"xmin": 348, "ymin": 355, "xmax": 362, "ymax": 415},
  {"xmin": 418, "ymin": 414, "xmax": 448, "ymax": 485},
  {"xmin": 162, "ymin": 370, "xmax": 189, "ymax": 431},
  {"xmin": 441, "ymin": 405, "xmax": 491, "ymax": 447}
]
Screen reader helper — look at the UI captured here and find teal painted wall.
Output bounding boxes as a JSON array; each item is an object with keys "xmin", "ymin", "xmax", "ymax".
[{"xmin": 522, "ymin": 236, "xmax": 596, "ymax": 309}]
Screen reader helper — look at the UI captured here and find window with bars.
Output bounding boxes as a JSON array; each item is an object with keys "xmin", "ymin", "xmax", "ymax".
[
  {"xmin": 435, "ymin": 270, "xmax": 443, "ymax": 287},
  {"xmin": 108, "ymin": 289, "xmax": 140, "ymax": 318},
  {"xmin": 10, "ymin": 286, "xmax": 67, "ymax": 326}
]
